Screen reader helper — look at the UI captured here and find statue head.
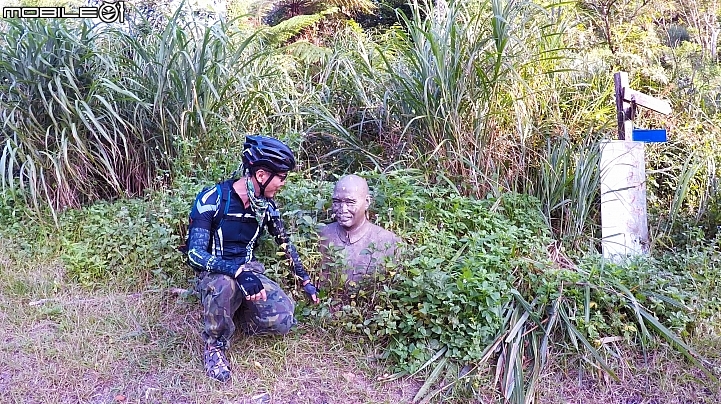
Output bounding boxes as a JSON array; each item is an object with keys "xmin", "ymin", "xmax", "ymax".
[{"xmin": 331, "ymin": 174, "xmax": 371, "ymax": 233}]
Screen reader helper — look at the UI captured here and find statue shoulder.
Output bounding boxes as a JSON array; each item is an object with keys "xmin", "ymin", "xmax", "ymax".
[
  {"xmin": 368, "ymin": 222, "xmax": 400, "ymax": 242},
  {"xmin": 319, "ymin": 222, "xmax": 339, "ymax": 237}
]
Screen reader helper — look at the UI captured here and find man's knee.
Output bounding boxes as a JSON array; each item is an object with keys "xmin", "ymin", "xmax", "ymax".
[
  {"xmin": 259, "ymin": 311, "xmax": 296, "ymax": 335},
  {"xmin": 247, "ymin": 288, "xmax": 297, "ymax": 335}
]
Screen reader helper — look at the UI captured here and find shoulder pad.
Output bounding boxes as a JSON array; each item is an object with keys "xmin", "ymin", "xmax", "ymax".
[{"xmin": 193, "ymin": 185, "xmax": 220, "ymax": 215}]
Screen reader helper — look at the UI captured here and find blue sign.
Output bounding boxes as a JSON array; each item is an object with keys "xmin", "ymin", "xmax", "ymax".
[{"xmin": 632, "ymin": 129, "xmax": 667, "ymax": 142}]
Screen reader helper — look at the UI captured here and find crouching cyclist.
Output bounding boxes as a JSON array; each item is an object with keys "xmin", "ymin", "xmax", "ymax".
[{"xmin": 185, "ymin": 135, "xmax": 319, "ymax": 382}]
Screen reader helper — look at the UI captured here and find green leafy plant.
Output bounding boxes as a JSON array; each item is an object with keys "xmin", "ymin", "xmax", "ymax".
[{"xmin": 57, "ymin": 190, "xmax": 191, "ymax": 289}]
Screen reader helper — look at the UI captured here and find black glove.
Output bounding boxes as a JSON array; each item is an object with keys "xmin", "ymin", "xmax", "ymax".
[
  {"xmin": 303, "ymin": 281, "xmax": 319, "ymax": 300},
  {"xmin": 236, "ymin": 271, "xmax": 264, "ymax": 297}
]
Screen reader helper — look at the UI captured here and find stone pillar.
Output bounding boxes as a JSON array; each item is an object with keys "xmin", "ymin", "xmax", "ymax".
[{"xmin": 600, "ymin": 140, "xmax": 649, "ymax": 260}]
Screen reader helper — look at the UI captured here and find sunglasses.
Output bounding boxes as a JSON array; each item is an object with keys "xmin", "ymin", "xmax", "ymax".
[{"xmin": 275, "ymin": 172, "xmax": 289, "ymax": 181}]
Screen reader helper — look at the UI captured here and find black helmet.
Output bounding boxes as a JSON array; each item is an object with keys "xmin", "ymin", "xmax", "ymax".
[{"xmin": 242, "ymin": 135, "xmax": 296, "ymax": 173}]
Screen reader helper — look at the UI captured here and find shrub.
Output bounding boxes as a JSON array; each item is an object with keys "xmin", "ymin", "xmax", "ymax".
[{"xmin": 57, "ymin": 183, "xmax": 197, "ymax": 289}]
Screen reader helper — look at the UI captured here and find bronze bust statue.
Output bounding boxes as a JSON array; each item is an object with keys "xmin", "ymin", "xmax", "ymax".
[{"xmin": 319, "ymin": 175, "xmax": 400, "ymax": 284}]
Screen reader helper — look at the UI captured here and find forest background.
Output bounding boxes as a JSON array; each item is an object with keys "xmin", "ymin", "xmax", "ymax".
[{"xmin": 0, "ymin": 0, "xmax": 720, "ymax": 402}]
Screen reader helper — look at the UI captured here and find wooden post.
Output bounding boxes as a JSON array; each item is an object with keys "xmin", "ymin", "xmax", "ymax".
[{"xmin": 614, "ymin": 72, "xmax": 633, "ymax": 140}]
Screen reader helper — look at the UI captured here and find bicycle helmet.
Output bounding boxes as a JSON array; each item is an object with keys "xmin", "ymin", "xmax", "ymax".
[
  {"xmin": 242, "ymin": 135, "xmax": 296, "ymax": 173},
  {"xmin": 242, "ymin": 135, "xmax": 296, "ymax": 198}
]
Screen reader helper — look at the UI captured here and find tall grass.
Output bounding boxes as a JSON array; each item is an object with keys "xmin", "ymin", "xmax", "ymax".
[
  {"xmin": 532, "ymin": 136, "xmax": 602, "ymax": 249},
  {"xmin": 378, "ymin": 0, "xmax": 569, "ymax": 196},
  {"xmin": 648, "ymin": 141, "xmax": 721, "ymax": 248},
  {"xmin": 295, "ymin": 25, "xmax": 397, "ymax": 174},
  {"xmin": 0, "ymin": 5, "xmax": 305, "ymax": 216},
  {"xmin": 0, "ymin": 18, "xmax": 148, "ymax": 214},
  {"xmin": 115, "ymin": 8, "xmax": 277, "ymax": 177}
]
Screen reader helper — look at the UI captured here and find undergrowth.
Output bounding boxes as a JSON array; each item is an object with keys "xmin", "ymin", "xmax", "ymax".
[{"xmin": 0, "ymin": 169, "xmax": 718, "ymax": 402}]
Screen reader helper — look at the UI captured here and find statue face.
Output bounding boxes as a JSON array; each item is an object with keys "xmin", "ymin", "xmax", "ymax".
[{"xmin": 332, "ymin": 177, "xmax": 370, "ymax": 232}]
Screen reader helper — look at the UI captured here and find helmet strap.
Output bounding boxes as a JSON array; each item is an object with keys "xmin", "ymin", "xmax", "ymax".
[{"xmin": 257, "ymin": 171, "xmax": 275, "ymax": 197}]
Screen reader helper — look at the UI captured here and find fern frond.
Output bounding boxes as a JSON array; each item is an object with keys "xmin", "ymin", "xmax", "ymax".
[
  {"xmin": 263, "ymin": 12, "xmax": 325, "ymax": 44},
  {"xmin": 285, "ymin": 39, "xmax": 333, "ymax": 63}
]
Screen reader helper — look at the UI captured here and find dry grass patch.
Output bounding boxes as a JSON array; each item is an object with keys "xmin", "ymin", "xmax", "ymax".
[
  {"xmin": 537, "ymin": 338, "xmax": 721, "ymax": 404},
  {"xmin": 0, "ymin": 250, "xmax": 420, "ymax": 404}
]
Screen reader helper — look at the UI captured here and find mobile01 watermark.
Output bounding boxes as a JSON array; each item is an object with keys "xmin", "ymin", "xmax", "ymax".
[{"xmin": 3, "ymin": 1, "xmax": 125, "ymax": 23}]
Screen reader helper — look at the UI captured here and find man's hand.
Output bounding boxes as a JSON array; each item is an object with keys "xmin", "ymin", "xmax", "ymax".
[
  {"xmin": 235, "ymin": 270, "xmax": 266, "ymax": 302},
  {"xmin": 302, "ymin": 281, "xmax": 319, "ymax": 304}
]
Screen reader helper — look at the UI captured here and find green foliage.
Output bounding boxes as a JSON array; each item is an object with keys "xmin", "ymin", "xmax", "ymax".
[
  {"xmin": 306, "ymin": 171, "xmax": 553, "ymax": 373},
  {"xmin": 56, "ymin": 184, "xmax": 197, "ymax": 289},
  {"xmin": 497, "ymin": 240, "xmax": 721, "ymax": 401},
  {"xmin": 262, "ymin": 0, "xmax": 376, "ymax": 26},
  {"xmin": 117, "ymin": 5, "xmax": 288, "ymax": 179},
  {"xmin": 291, "ymin": 170, "xmax": 714, "ymax": 402},
  {"xmin": 530, "ymin": 136, "xmax": 603, "ymax": 251},
  {"xmin": 354, "ymin": 0, "xmax": 414, "ymax": 28},
  {"xmin": 567, "ymin": 255, "xmax": 696, "ymax": 338},
  {"xmin": 0, "ymin": 188, "xmax": 27, "ymax": 230},
  {"xmin": 294, "ymin": 24, "xmax": 399, "ymax": 175},
  {"xmin": 0, "ymin": 189, "xmax": 56, "ymax": 262},
  {"xmin": 2, "ymin": 166, "xmax": 719, "ymax": 402},
  {"xmin": 0, "ymin": 17, "xmax": 156, "ymax": 215},
  {"xmin": 476, "ymin": 247, "xmax": 715, "ymax": 403},
  {"xmin": 1, "ymin": 0, "xmax": 719, "ymax": 245},
  {"xmin": 1, "ymin": 0, "xmax": 721, "ymax": 401},
  {"xmin": 647, "ymin": 139, "xmax": 721, "ymax": 248},
  {"xmin": 263, "ymin": 12, "xmax": 328, "ymax": 44},
  {"xmin": 0, "ymin": 4, "xmax": 306, "ymax": 217},
  {"xmin": 378, "ymin": 0, "xmax": 571, "ymax": 196}
]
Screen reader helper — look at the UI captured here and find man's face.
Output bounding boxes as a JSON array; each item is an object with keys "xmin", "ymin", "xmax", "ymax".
[
  {"xmin": 332, "ymin": 184, "xmax": 369, "ymax": 231},
  {"xmin": 255, "ymin": 170, "xmax": 287, "ymax": 198}
]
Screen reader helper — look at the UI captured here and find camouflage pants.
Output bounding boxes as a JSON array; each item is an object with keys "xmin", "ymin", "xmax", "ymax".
[{"xmin": 197, "ymin": 264, "xmax": 296, "ymax": 347}]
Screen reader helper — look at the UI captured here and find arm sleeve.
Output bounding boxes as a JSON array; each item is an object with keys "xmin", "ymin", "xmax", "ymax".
[
  {"xmin": 187, "ymin": 227, "xmax": 240, "ymax": 276},
  {"xmin": 186, "ymin": 187, "xmax": 240, "ymax": 277},
  {"xmin": 265, "ymin": 203, "xmax": 310, "ymax": 282}
]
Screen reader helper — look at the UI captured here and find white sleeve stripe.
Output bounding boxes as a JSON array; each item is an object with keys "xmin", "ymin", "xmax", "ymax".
[
  {"xmin": 215, "ymin": 227, "xmax": 224, "ymax": 256},
  {"xmin": 188, "ymin": 250, "xmax": 205, "ymax": 268},
  {"xmin": 195, "ymin": 199, "xmax": 216, "ymax": 214},
  {"xmin": 196, "ymin": 189, "xmax": 220, "ymax": 215},
  {"xmin": 200, "ymin": 188, "xmax": 217, "ymax": 203}
]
